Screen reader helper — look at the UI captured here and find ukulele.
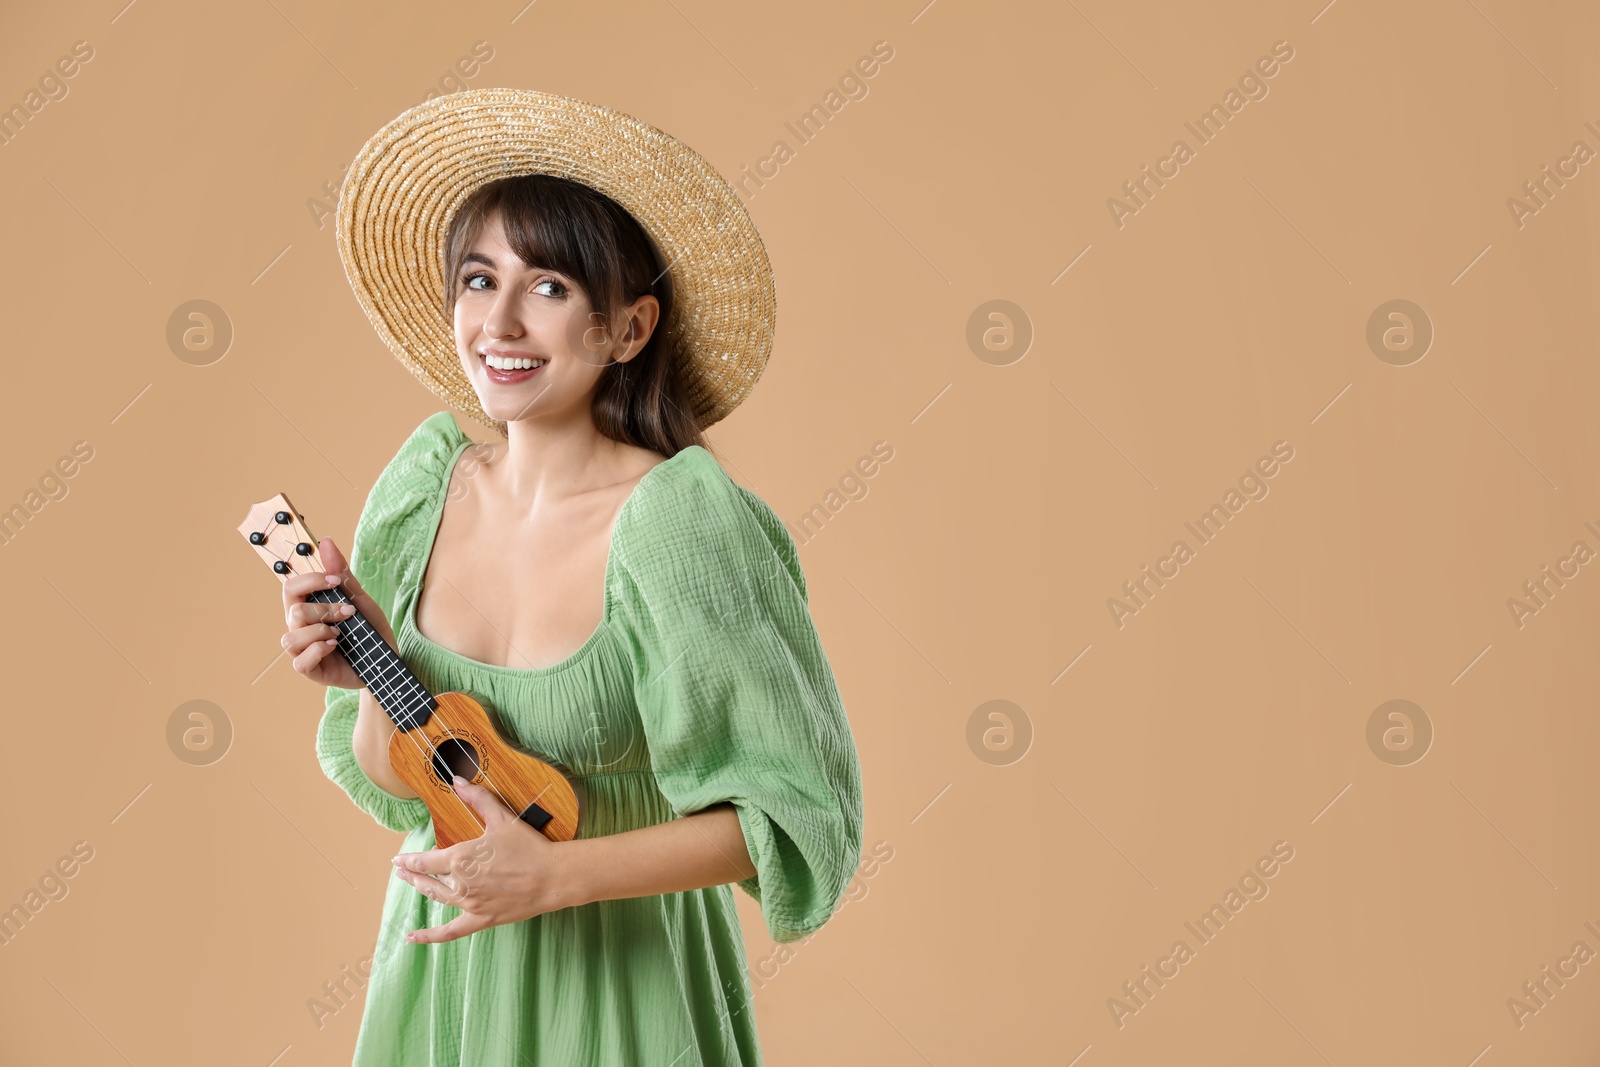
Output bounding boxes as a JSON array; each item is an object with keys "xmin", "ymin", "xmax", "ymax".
[{"xmin": 237, "ymin": 493, "xmax": 582, "ymax": 848}]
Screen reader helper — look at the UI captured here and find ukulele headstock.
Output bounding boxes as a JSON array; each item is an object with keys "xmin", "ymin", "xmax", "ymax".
[{"xmin": 236, "ymin": 493, "xmax": 327, "ymax": 583}]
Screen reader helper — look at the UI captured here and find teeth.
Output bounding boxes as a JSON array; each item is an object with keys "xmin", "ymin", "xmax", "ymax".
[{"xmin": 483, "ymin": 354, "xmax": 547, "ymax": 371}]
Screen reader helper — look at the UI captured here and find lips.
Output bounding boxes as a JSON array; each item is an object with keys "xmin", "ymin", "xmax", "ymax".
[{"xmin": 479, "ymin": 352, "xmax": 547, "ymax": 385}]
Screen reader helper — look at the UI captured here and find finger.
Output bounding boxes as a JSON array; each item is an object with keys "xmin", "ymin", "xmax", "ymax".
[
  {"xmin": 452, "ymin": 776, "xmax": 515, "ymax": 829},
  {"xmin": 283, "ymin": 569, "xmax": 343, "ymax": 627},
  {"xmin": 320, "ymin": 536, "xmax": 350, "ymax": 576},
  {"xmin": 453, "ymin": 838, "xmax": 497, "ymax": 881},
  {"xmin": 318, "ymin": 537, "xmax": 399, "ymax": 645},
  {"xmin": 406, "ymin": 911, "xmax": 490, "ymax": 945},
  {"xmin": 282, "ymin": 623, "xmax": 341, "ymax": 656},
  {"xmin": 291, "ymin": 636, "xmax": 340, "ymax": 673},
  {"xmin": 282, "ymin": 568, "xmax": 338, "ymax": 602},
  {"xmin": 339, "ymin": 569, "xmax": 381, "ymax": 621},
  {"xmin": 393, "ymin": 866, "xmax": 467, "ymax": 908},
  {"xmin": 393, "ymin": 847, "xmax": 458, "ymax": 878},
  {"xmin": 288, "ymin": 599, "xmax": 356, "ymax": 628},
  {"xmin": 321, "ymin": 537, "xmax": 383, "ymax": 607}
]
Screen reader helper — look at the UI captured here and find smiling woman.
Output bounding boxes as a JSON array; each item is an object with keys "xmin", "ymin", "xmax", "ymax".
[
  {"xmin": 295, "ymin": 89, "xmax": 862, "ymax": 1067},
  {"xmin": 440, "ymin": 173, "xmax": 695, "ymax": 453}
]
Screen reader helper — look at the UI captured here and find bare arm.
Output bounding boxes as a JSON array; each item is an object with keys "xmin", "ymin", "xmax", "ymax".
[
  {"xmin": 353, "ymin": 687, "xmax": 420, "ymax": 800},
  {"xmin": 392, "ymin": 784, "xmax": 759, "ymax": 944},
  {"xmin": 570, "ymin": 802, "xmax": 756, "ymax": 905},
  {"xmin": 352, "ymin": 678, "xmax": 752, "ymax": 896}
]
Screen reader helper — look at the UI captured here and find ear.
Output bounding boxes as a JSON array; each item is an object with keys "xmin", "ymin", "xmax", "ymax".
[{"xmin": 611, "ymin": 293, "xmax": 660, "ymax": 365}]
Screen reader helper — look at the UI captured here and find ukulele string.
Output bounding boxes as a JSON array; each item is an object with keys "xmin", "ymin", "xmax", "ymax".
[
  {"xmin": 271, "ymin": 531, "xmax": 458, "ymax": 785},
  {"xmin": 322, "ymin": 531, "xmax": 530, "ymax": 822},
  {"xmin": 430, "ymin": 707, "xmax": 523, "ymax": 822},
  {"xmin": 270, "ymin": 528, "xmax": 484, "ymax": 831},
  {"xmin": 280, "ymin": 531, "xmax": 523, "ymax": 833}
]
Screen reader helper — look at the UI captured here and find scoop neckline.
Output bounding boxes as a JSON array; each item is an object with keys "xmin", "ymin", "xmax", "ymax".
[{"xmin": 401, "ymin": 428, "xmax": 705, "ymax": 676}]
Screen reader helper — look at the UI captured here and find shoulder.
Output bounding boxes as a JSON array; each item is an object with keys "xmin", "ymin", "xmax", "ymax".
[
  {"xmin": 394, "ymin": 411, "xmax": 471, "ymax": 470},
  {"xmin": 370, "ymin": 412, "xmax": 470, "ymax": 501},
  {"xmin": 613, "ymin": 445, "xmax": 806, "ymax": 600},
  {"xmin": 351, "ymin": 413, "xmax": 470, "ymax": 578},
  {"xmin": 727, "ymin": 480, "xmax": 806, "ymax": 600}
]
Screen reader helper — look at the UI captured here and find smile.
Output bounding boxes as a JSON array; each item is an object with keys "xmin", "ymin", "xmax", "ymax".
[{"xmin": 480, "ymin": 351, "xmax": 547, "ymax": 384}]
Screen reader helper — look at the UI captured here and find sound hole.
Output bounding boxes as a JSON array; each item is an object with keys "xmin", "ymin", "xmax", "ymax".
[{"xmin": 429, "ymin": 738, "xmax": 482, "ymax": 785}]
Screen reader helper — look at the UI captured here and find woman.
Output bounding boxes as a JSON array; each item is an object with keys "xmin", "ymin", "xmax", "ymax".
[{"xmin": 278, "ymin": 90, "xmax": 864, "ymax": 1065}]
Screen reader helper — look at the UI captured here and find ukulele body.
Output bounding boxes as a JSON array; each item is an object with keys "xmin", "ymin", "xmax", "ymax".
[
  {"xmin": 236, "ymin": 492, "xmax": 585, "ymax": 852},
  {"xmin": 389, "ymin": 691, "xmax": 583, "ymax": 849}
]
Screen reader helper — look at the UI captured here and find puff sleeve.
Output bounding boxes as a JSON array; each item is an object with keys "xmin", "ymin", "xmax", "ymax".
[
  {"xmin": 314, "ymin": 411, "xmax": 465, "ymax": 834},
  {"xmin": 610, "ymin": 450, "xmax": 865, "ymax": 943}
]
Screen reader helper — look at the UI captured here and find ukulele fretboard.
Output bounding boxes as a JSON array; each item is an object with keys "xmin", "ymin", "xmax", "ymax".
[{"xmin": 307, "ymin": 588, "xmax": 435, "ymax": 730}]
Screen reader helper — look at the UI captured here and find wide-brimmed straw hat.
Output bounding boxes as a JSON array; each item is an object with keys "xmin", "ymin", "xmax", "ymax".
[{"xmin": 334, "ymin": 87, "xmax": 776, "ymax": 436}]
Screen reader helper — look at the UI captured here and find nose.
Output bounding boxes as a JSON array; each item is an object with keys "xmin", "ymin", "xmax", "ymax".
[{"xmin": 481, "ymin": 282, "xmax": 526, "ymax": 340}]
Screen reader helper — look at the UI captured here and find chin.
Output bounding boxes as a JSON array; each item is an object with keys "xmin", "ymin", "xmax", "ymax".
[{"xmin": 479, "ymin": 395, "xmax": 542, "ymax": 423}]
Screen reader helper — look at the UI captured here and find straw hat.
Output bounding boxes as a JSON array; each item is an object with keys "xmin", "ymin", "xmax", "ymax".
[{"xmin": 334, "ymin": 88, "xmax": 776, "ymax": 436}]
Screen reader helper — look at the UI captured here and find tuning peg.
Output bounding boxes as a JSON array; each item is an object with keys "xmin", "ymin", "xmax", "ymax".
[
  {"xmin": 274, "ymin": 511, "xmax": 292, "ymax": 524},
  {"xmin": 295, "ymin": 542, "xmax": 313, "ymax": 555},
  {"xmin": 273, "ymin": 560, "xmax": 291, "ymax": 574},
  {"xmin": 249, "ymin": 532, "xmax": 266, "ymax": 545}
]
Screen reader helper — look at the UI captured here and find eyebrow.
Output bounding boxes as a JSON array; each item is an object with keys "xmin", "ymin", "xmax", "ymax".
[{"xmin": 458, "ymin": 251, "xmax": 563, "ymax": 275}]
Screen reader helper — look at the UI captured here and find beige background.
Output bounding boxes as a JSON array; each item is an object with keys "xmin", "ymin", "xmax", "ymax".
[{"xmin": 2, "ymin": 0, "xmax": 1598, "ymax": 1064}]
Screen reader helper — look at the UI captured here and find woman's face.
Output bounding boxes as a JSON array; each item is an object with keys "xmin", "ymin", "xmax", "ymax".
[{"xmin": 451, "ymin": 208, "xmax": 657, "ymax": 427}]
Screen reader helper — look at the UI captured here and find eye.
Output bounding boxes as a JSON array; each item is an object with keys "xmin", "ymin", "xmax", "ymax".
[
  {"xmin": 533, "ymin": 278, "xmax": 568, "ymax": 298},
  {"xmin": 462, "ymin": 271, "xmax": 492, "ymax": 291}
]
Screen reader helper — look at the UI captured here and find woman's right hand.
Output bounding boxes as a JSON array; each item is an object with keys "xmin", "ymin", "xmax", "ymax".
[{"xmin": 281, "ymin": 536, "xmax": 397, "ymax": 691}]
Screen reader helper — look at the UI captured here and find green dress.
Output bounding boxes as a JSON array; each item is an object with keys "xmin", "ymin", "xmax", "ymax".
[{"xmin": 315, "ymin": 412, "xmax": 865, "ymax": 1066}]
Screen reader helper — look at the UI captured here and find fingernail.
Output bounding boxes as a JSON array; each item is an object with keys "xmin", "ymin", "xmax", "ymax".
[
  {"xmin": 452, "ymin": 775, "xmax": 466, "ymax": 787},
  {"xmin": 339, "ymin": 604, "xmax": 355, "ymax": 616},
  {"xmin": 326, "ymin": 574, "xmax": 340, "ymax": 585}
]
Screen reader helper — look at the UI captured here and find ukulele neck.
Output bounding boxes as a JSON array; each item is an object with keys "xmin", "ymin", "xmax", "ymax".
[{"xmin": 306, "ymin": 587, "xmax": 436, "ymax": 731}]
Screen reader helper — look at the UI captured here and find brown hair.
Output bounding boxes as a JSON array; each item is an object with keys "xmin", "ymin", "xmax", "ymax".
[{"xmin": 442, "ymin": 174, "xmax": 707, "ymax": 455}]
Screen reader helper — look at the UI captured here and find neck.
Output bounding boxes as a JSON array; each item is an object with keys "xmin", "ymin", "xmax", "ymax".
[
  {"xmin": 497, "ymin": 410, "xmax": 631, "ymax": 505},
  {"xmin": 306, "ymin": 586, "xmax": 435, "ymax": 730}
]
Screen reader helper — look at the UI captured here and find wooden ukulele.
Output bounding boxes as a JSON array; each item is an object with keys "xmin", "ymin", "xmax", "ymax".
[{"xmin": 237, "ymin": 493, "xmax": 582, "ymax": 848}]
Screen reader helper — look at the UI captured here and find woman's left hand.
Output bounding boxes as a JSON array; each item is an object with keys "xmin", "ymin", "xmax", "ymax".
[{"xmin": 391, "ymin": 776, "xmax": 590, "ymax": 944}]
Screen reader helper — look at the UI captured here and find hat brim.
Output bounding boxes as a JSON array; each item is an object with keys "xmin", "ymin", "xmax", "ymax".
[{"xmin": 335, "ymin": 88, "xmax": 775, "ymax": 436}]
